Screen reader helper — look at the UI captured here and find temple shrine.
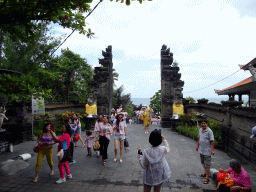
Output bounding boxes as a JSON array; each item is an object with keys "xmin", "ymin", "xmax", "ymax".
[{"xmin": 215, "ymin": 57, "xmax": 256, "ymax": 107}]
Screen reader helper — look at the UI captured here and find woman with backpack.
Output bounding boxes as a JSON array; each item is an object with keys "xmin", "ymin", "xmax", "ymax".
[{"xmin": 50, "ymin": 124, "xmax": 73, "ymax": 184}]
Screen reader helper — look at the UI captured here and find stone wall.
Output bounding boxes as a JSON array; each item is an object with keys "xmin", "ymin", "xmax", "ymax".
[
  {"xmin": 26, "ymin": 103, "xmax": 86, "ymax": 123},
  {"xmin": 187, "ymin": 103, "xmax": 256, "ymax": 166}
]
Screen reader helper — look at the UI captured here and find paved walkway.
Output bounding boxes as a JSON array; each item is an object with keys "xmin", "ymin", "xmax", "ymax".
[{"xmin": 0, "ymin": 124, "xmax": 255, "ymax": 192}]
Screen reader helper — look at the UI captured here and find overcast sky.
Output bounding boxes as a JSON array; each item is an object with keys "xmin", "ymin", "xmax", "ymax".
[{"xmin": 52, "ymin": 0, "xmax": 256, "ymax": 99}]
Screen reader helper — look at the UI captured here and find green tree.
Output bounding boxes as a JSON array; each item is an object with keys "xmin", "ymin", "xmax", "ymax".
[
  {"xmin": 44, "ymin": 47, "xmax": 94, "ymax": 103},
  {"xmin": 113, "ymin": 85, "xmax": 131, "ymax": 109},
  {"xmin": 0, "ymin": 0, "xmax": 151, "ymax": 42},
  {"xmin": 172, "ymin": 60, "xmax": 179, "ymax": 67},
  {"xmin": 112, "ymin": 68, "xmax": 119, "ymax": 87},
  {"xmin": 150, "ymin": 90, "xmax": 161, "ymax": 114},
  {"xmin": 186, "ymin": 96, "xmax": 196, "ymax": 104},
  {"xmin": 125, "ymin": 101, "xmax": 134, "ymax": 117},
  {"xmin": 0, "ymin": 22, "xmax": 63, "ymax": 74}
]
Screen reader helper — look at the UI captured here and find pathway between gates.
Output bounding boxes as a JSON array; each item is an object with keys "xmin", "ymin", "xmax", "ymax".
[{"xmin": 1, "ymin": 123, "xmax": 255, "ymax": 192}]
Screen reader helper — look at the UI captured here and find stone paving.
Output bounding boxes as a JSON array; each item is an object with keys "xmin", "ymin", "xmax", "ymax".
[{"xmin": 0, "ymin": 123, "xmax": 255, "ymax": 192}]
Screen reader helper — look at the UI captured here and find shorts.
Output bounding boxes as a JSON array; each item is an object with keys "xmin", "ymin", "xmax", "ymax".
[
  {"xmin": 114, "ymin": 134, "xmax": 125, "ymax": 141},
  {"xmin": 200, "ymin": 154, "xmax": 211, "ymax": 168},
  {"xmin": 76, "ymin": 127, "xmax": 81, "ymax": 134},
  {"xmin": 143, "ymin": 182, "xmax": 164, "ymax": 187}
]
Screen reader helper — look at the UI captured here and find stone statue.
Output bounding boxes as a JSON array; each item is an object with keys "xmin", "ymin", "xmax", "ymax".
[
  {"xmin": 86, "ymin": 93, "xmax": 97, "ymax": 117},
  {"xmin": 87, "ymin": 93, "xmax": 97, "ymax": 105},
  {"xmin": 0, "ymin": 106, "xmax": 8, "ymax": 131},
  {"xmin": 248, "ymin": 65, "xmax": 256, "ymax": 81}
]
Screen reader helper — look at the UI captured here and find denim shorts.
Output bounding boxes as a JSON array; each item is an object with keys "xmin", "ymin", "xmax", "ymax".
[
  {"xmin": 76, "ymin": 127, "xmax": 81, "ymax": 134},
  {"xmin": 114, "ymin": 134, "xmax": 125, "ymax": 141}
]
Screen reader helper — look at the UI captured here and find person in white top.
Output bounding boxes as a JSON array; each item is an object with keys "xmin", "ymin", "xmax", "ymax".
[
  {"xmin": 129, "ymin": 118, "xmax": 133, "ymax": 124},
  {"xmin": 116, "ymin": 104, "xmax": 122, "ymax": 114},
  {"xmin": 138, "ymin": 129, "xmax": 171, "ymax": 192},
  {"xmin": 73, "ymin": 114, "xmax": 85, "ymax": 148},
  {"xmin": 93, "ymin": 115, "xmax": 104, "ymax": 157},
  {"xmin": 97, "ymin": 116, "xmax": 113, "ymax": 166},
  {"xmin": 113, "ymin": 113, "xmax": 127, "ymax": 163},
  {"xmin": 110, "ymin": 109, "xmax": 116, "ymax": 126}
]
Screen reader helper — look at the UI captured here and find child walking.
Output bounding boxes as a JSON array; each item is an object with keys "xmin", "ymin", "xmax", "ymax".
[
  {"xmin": 85, "ymin": 130, "xmax": 94, "ymax": 157},
  {"xmin": 50, "ymin": 124, "xmax": 72, "ymax": 184}
]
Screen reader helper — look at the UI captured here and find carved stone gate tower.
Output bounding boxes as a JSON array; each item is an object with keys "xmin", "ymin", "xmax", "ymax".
[
  {"xmin": 161, "ymin": 45, "xmax": 184, "ymax": 128},
  {"xmin": 88, "ymin": 45, "xmax": 113, "ymax": 116}
]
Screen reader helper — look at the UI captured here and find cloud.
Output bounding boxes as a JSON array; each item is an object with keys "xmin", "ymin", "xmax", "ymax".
[{"xmin": 45, "ymin": 0, "xmax": 256, "ymax": 98}]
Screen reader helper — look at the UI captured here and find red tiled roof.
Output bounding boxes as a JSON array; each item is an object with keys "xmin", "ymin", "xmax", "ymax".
[
  {"xmin": 240, "ymin": 57, "xmax": 256, "ymax": 70},
  {"xmin": 215, "ymin": 76, "xmax": 252, "ymax": 93}
]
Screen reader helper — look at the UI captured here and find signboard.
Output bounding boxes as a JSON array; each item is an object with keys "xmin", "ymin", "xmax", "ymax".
[{"xmin": 32, "ymin": 96, "xmax": 45, "ymax": 115}]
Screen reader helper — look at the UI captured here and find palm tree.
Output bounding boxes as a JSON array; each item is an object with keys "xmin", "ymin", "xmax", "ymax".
[{"xmin": 112, "ymin": 68, "xmax": 119, "ymax": 87}]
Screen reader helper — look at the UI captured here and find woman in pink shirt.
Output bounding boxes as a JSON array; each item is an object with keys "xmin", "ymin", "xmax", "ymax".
[
  {"xmin": 97, "ymin": 116, "xmax": 112, "ymax": 166},
  {"xmin": 50, "ymin": 124, "xmax": 72, "ymax": 184},
  {"xmin": 218, "ymin": 159, "xmax": 251, "ymax": 192},
  {"xmin": 113, "ymin": 113, "xmax": 127, "ymax": 163}
]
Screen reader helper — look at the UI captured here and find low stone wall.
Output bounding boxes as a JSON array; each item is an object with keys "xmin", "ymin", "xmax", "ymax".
[
  {"xmin": 25, "ymin": 103, "xmax": 86, "ymax": 124},
  {"xmin": 187, "ymin": 103, "xmax": 256, "ymax": 167}
]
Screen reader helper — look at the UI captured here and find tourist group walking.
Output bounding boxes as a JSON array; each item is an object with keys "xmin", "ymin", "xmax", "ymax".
[{"xmin": 32, "ymin": 105, "xmax": 252, "ymax": 192}]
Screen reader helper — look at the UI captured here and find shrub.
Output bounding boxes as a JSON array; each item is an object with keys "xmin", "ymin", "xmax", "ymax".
[{"xmin": 177, "ymin": 118, "xmax": 222, "ymax": 147}]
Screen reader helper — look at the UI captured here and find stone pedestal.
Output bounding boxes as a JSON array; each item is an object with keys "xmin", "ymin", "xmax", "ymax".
[
  {"xmin": 83, "ymin": 116, "xmax": 98, "ymax": 130},
  {"xmin": 161, "ymin": 45, "xmax": 184, "ymax": 128}
]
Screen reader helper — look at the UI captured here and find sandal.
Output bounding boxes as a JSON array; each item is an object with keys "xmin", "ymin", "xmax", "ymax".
[
  {"xmin": 33, "ymin": 176, "xmax": 38, "ymax": 183},
  {"xmin": 203, "ymin": 178, "xmax": 209, "ymax": 184},
  {"xmin": 87, "ymin": 154, "xmax": 90, "ymax": 157},
  {"xmin": 200, "ymin": 173, "xmax": 206, "ymax": 177},
  {"xmin": 50, "ymin": 170, "xmax": 54, "ymax": 176},
  {"xmin": 103, "ymin": 160, "xmax": 106, "ymax": 166}
]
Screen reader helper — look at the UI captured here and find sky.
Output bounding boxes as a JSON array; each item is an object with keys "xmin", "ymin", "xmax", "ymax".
[{"xmin": 51, "ymin": 0, "xmax": 256, "ymax": 100}]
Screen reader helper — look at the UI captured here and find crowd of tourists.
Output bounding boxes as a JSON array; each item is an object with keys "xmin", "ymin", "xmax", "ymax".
[{"xmin": 33, "ymin": 105, "xmax": 252, "ymax": 192}]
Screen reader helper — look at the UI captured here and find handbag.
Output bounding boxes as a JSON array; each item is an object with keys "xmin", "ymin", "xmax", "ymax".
[
  {"xmin": 33, "ymin": 144, "xmax": 41, "ymax": 153},
  {"xmin": 93, "ymin": 140, "xmax": 100, "ymax": 151},
  {"xmin": 57, "ymin": 149, "xmax": 64, "ymax": 162},
  {"xmin": 124, "ymin": 138, "xmax": 129, "ymax": 147},
  {"xmin": 73, "ymin": 134, "xmax": 80, "ymax": 142},
  {"xmin": 33, "ymin": 132, "xmax": 43, "ymax": 153}
]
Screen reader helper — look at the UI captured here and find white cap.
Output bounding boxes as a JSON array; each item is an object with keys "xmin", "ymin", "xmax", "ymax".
[{"xmin": 250, "ymin": 126, "xmax": 256, "ymax": 138}]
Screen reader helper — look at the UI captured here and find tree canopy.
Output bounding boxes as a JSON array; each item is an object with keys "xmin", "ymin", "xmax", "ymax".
[
  {"xmin": 150, "ymin": 90, "xmax": 161, "ymax": 114},
  {"xmin": 0, "ymin": 0, "xmax": 152, "ymax": 42}
]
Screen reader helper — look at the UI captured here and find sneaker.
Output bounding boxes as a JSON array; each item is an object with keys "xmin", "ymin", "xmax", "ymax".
[
  {"xmin": 56, "ymin": 178, "xmax": 66, "ymax": 184},
  {"xmin": 67, "ymin": 174, "xmax": 72, "ymax": 179},
  {"xmin": 68, "ymin": 160, "xmax": 76, "ymax": 164}
]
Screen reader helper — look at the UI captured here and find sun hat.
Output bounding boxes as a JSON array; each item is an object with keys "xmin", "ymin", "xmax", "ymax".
[
  {"xmin": 149, "ymin": 129, "xmax": 162, "ymax": 147},
  {"xmin": 141, "ymin": 107, "xmax": 146, "ymax": 110},
  {"xmin": 115, "ymin": 113, "xmax": 124, "ymax": 119},
  {"xmin": 250, "ymin": 126, "xmax": 256, "ymax": 138}
]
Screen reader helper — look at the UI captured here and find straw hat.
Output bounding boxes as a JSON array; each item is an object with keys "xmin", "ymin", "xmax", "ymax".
[
  {"xmin": 141, "ymin": 107, "xmax": 146, "ymax": 110},
  {"xmin": 115, "ymin": 113, "xmax": 124, "ymax": 119}
]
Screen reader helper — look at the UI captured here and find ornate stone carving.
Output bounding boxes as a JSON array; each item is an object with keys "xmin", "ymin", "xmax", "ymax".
[
  {"xmin": 248, "ymin": 65, "xmax": 256, "ymax": 81},
  {"xmin": 161, "ymin": 44, "xmax": 184, "ymax": 127},
  {"xmin": 88, "ymin": 46, "xmax": 113, "ymax": 115}
]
